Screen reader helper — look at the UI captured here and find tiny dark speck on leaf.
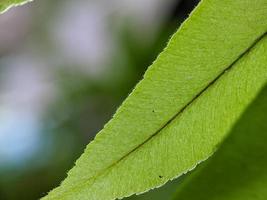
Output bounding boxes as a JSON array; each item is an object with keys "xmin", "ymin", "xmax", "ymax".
[{"xmin": 159, "ymin": 175, "xmax": 163, "ymax": 178}]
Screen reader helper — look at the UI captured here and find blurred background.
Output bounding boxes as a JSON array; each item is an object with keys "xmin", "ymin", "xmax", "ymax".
[{"xmin": 0, "ymin": 0, "xmax": 199, "ymax": 199}]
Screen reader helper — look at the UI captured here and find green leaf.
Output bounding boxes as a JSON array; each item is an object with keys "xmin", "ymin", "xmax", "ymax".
[
  {"xmin": 0, "ymin": 0, "xmax": 33, "ymax": 13},
  {"xmin": 174, "ymin": 84, "xmax": 267, "ymax": 200},
  {"xmin": 43, "ymin": 0, "xmax": 267, "ymax": 199}
]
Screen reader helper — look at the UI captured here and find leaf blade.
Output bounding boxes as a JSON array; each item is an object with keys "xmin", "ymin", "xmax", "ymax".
[
  {"xmin": 46, "ymin": 33, "xmax": 267, "ymax": 200},
  {"xmin": 174, "ymin": 84, "xmax": 267, "ymax": 200},
  {"xmin": 0, "ymin": 0, "xmax": 33, "ymax": 13},
  {"xmin": 43, "ymin": 0, "xmax": 267, "ymax": 199}
]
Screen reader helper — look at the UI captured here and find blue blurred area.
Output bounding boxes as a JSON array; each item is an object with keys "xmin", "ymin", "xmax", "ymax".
[
  {"xmin": 0, "ymin": 0, "xmax": 198, "ymax": 199},
  {"xmin": 0, "ymin": 111, "xmax": 40, "ymax": 167}
]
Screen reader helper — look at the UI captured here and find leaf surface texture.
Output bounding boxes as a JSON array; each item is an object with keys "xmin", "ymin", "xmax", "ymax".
[
  {"xmin": 174, "ymin": 84, "xmax": 267, "ymax": 200},
  {"xmin": 43, "ymin": 0, "xmax": 267, "ymax": 199}
]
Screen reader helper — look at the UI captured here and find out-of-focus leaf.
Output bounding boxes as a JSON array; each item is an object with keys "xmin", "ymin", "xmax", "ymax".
[
  {"xmin": 43, "ymin": 0, "xmax": 267, "ymax": 199},
  {"xmin": 174, "ymin": 84, "xmax": 267, "ymax": 200},
  {"xmin": 0, "ymin": 0, "xmax": 33, "ymax": 13}
]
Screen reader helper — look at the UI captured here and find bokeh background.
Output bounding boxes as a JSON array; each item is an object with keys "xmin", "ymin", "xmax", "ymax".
[{"xmin": 0, "ymin": 0, "xmax": 199, "ymax": 199}]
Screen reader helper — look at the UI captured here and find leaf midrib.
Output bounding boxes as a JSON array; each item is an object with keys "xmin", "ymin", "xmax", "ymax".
[{"xmin": 54, "ymin": 31, "xmax": 267, "ymax": 198}]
